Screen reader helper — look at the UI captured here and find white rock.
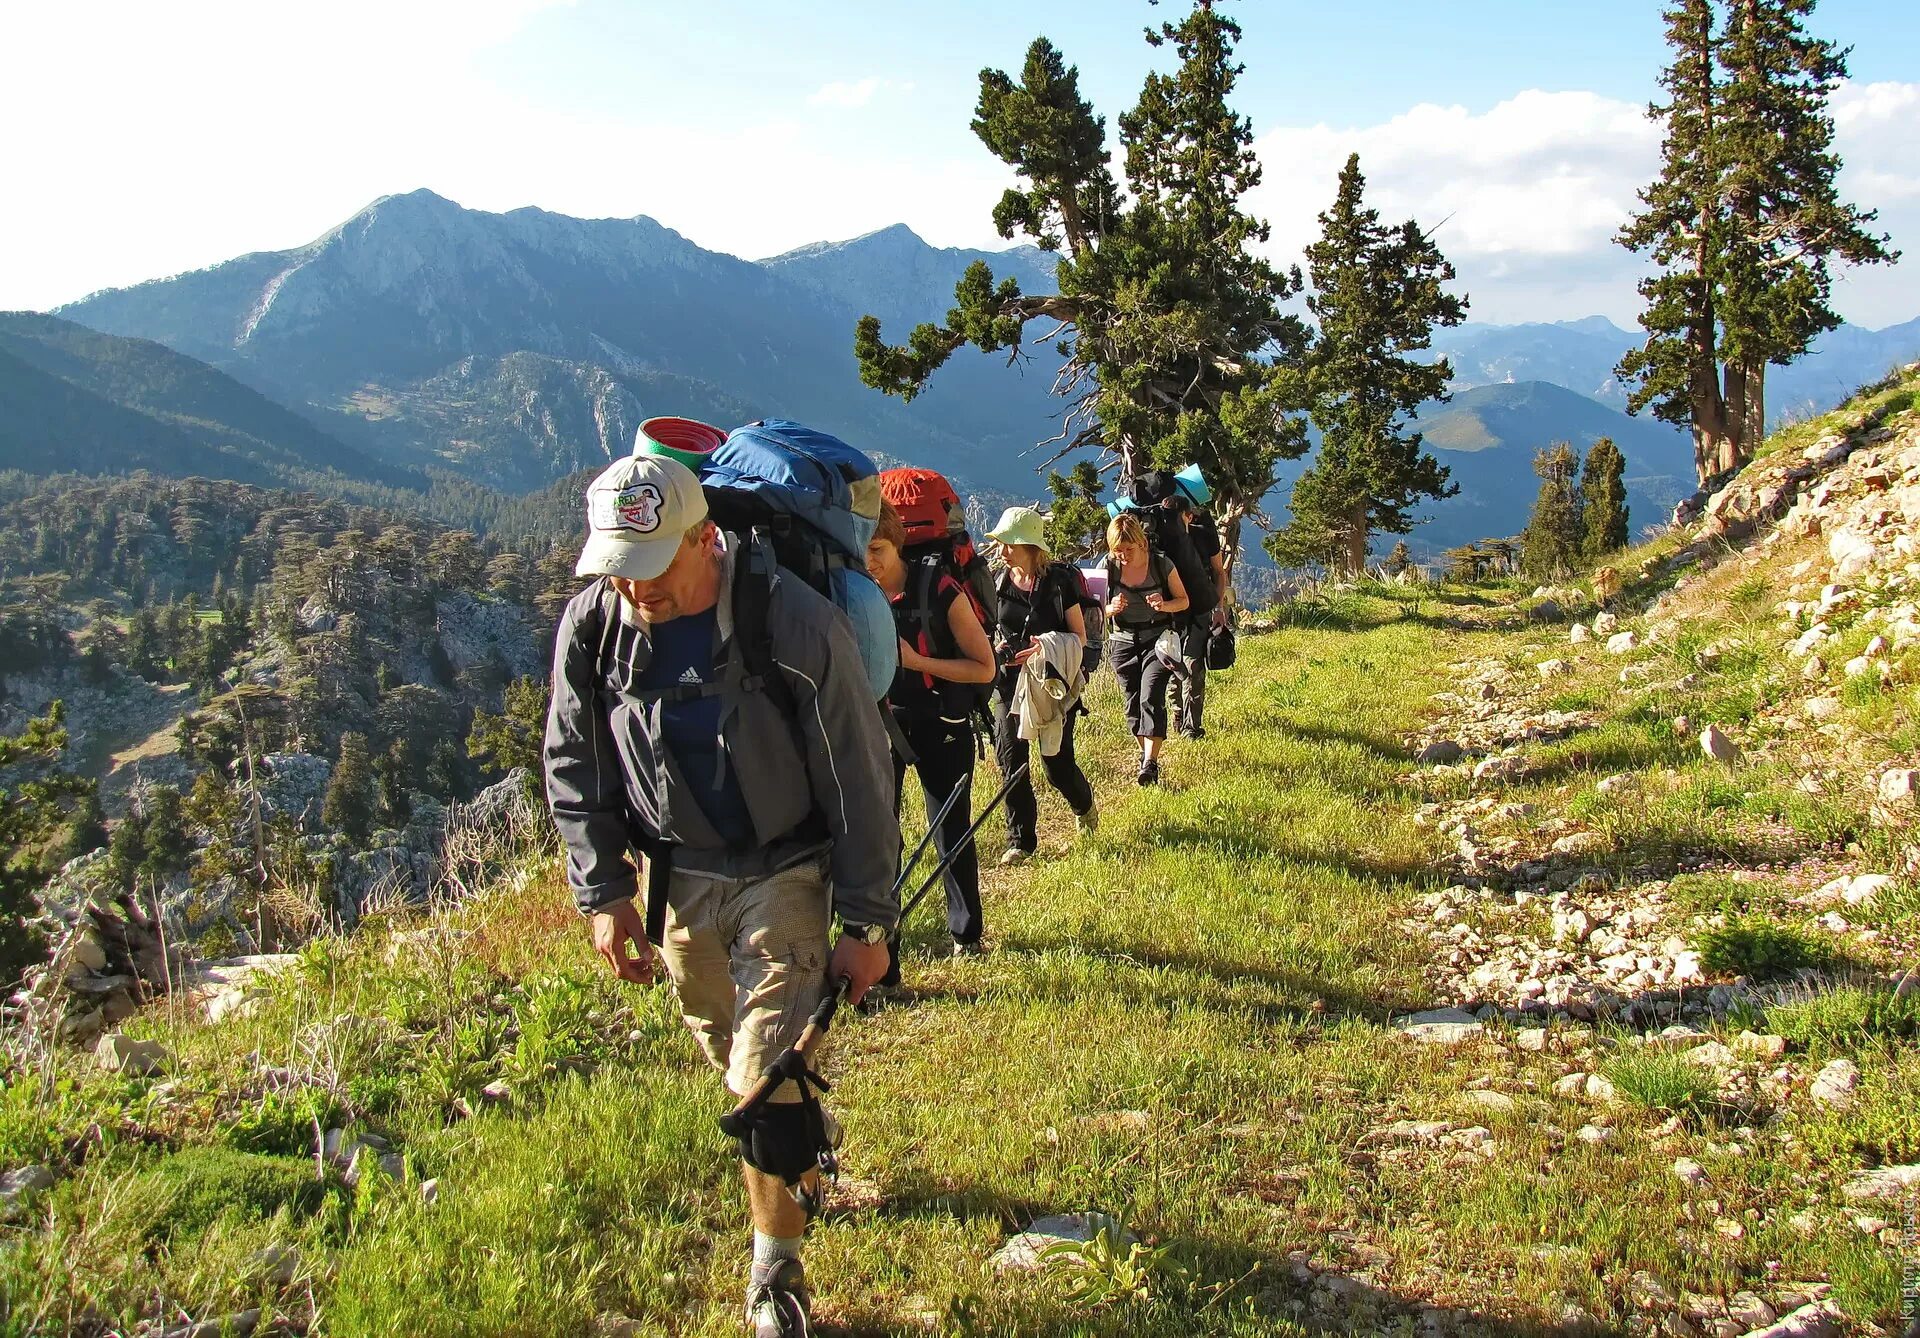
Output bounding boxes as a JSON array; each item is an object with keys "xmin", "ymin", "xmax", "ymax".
[
  {"xmin": 94, "ymin": 1034, "xmax": 168, "ymax": 1077},
  {"xmin": 1878, "ymin": 769, "xmax": 1919, "ymax": 805},
  {"xmin": 1569, "ymin": 623, "xmax": 1592, "ymax": 644},
  {"xmin": 1592, "ymin": 611, "xmax": 1620, "ymax": 635},
  {"xmin": 1865, "ymin": 635, "xmax": 1889, "ymax": 658},
  {"xmin": 1736, "ymin": 1300, "xmax": 1843, "ymax": 1338},
  {"xmin": 991, "ymin": 1213, "xmax": 1137, "ymax": 1272},
  {"xmin": 1789, "ymin": 624, "xmax": 1830, "ymax": 657},
  {"xmin": 1809, "ymin": 1058, "xmax": 1858, "ymax": 1108},
  {"xmin": 1803, "ymin": 697, "xmax": 1842, "ymax": 722},
  {"xmin": 1801, "ymin": 655, "xmax": 1827, "ymax": 680},
  {"xmin": 1669, "ymin": 950, "xmax": 1704, "ymax": 985},
  {"xmin": 1829, "ymin": 528, "xmax": 1879, "ymax": 580},
  {"xmin": 1844, "ymin": 655, "xmax": 1873, "ymax": 678},
  {"xmin": 0, "ymin": 1164, "xmax": 55, "ymax": 1219},
  {"xmin": 1734, "ymin": 1032, "xmax": 1788, "ymax": 1060},
  {"xmin": 1700, "ymin": 724, "xmax": 1740, "ymax": 765},
  {"xmin": 1842, "ymin": 1163, "xmax": 1920, "ymax": 1200},
  {"xmin": 1394, "ymin": 1008, "xmax": 1485, "ymax": 1045},
  {"xmin": 1537, "ymin": 659, "xmax": 1573, "ymax": 679},
  {"xmin": 1842, "ymin": 873, "xmax": 1893, "ymax": 907},
  {"xmin": 1682, "ymin": 1042, "xmax": 1738, "ymax": 1070},
  {"xmin": 1673, "ymin": 1157, "xmax": 1708, "ymax": 1186},
  {"xmin": 1575, "ymin": 1124, "xmax": 1612, "ymax": 1144},
  {"xmin": 1606, "ymin": 631, "xmax": 1639, "ymax": 655},
  {"xmin": 1462, "ymin": 1089, "xmax": 1517, "ymax": 1113},
  {"xmin": 1596, "ymin": 774, "xmax": 1632, "ymax": 795},
  {"xmin": 421, "ymin": 1178, "xmax": 440, "ymax": 1204}
]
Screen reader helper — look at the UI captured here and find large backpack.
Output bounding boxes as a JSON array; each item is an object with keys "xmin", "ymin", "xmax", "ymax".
[
  {"xmin": 879, "ymin": 467, "xmax": 999, "ymax": 635},
  {"xmin": 1117, "ymin": 471, "xmax": 1218, "ymax": 615},
  {"xmin": 998, "ymin": 562, "xmax": 1105, "ymax": 683},
  {"xmin": 698, "ymin": 421, "xmax": 897, "ymax": 700}
]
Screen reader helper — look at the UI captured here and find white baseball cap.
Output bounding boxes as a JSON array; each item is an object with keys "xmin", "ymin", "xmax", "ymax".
[{"xmin": 574, "ymin": 454, "xmax": 710, "ymax": 581}]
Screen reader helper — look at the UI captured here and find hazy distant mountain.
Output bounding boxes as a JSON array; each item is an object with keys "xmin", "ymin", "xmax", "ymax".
[
  {"xmin": 1432, "ymin": 314, "xmax": 1920, "ymax": 424},
  {"xmin": 761, "ymin": 223, "xmax": 1058, "ymax": 332},
  {"xmin": 60, "ymin": 191, "xmax": 1065, "ymax": 495},
  {"xmin": 0, "ymin": 312, "xmax": 409, "ymax": 489}
]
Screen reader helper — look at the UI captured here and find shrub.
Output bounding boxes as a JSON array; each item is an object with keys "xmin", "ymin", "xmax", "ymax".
[
  {"xmin": 222, "ymin": 1089, "xmax": 339, "ymax": 1157},
  {"xmin": 1768, "ymin": 986, "xmax": 1920, "ymax": 1052},
  {"xmin": 133, "ymin": 1147, "xmax": 332, "ymax": 1242},
  {"xmin": 1696, "ymin": 917, "xmax": 1828, "ymax": 980},
  {"xmin": 1604, "ymin": 1050, "xmax": 1720, "ymax": 1115}
]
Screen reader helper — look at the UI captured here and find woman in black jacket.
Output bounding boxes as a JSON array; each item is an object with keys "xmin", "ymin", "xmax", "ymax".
[
  {"xmin": 984, "ymin": 506, "xmax": 1098, "ymax": 866},
  {"xmin": 867, "ymin": 504, "xmax": 998, "ymax": 953},
  {"xmin": 1103, "ymin": 510, "xmax": 1188, "ymax": 786}
]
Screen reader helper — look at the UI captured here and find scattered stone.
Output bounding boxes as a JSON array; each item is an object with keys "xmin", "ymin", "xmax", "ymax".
[
  {"xmin": 1700, "ymin": 724, "xmax": 1740, "ymax": 765},
  {"xmin": 1393, "ymin": 1008, "xmax": 1485, "ymax": 1045},
  {"xmin": 1734, "ymin": 1032, "xmax": 1788, "ymax": 1061},
  {"xmin": 1809, "ymin": 1058, "xmax": 1858, "ymax": 1108},
  {"xmin": 0, "ymin": 1165, "xmax": 55, "ymax": 1220},
  {"xmin": 248, "ymin": 1244, "xmax": 301, "ymax": 1288},
  {"xmin": 991, "ymin": 1213, "xmax": 1136, "ymax": 1272},
  {"xmin": 1606, "ymin": 631, "xmax": 1639, "ymax": 655},
  {"xmin": 94, "ymin": 1033, "xmax": 168, "ymax": 1077},
  {"xmin": 1462, "ymin": 1089, "xmax": 1517, "ymax": 1114},
  {"xmin": 1570, "ymin": 623, "xmax": 1592, "ymax": 644},
  {"xmin": 1538, "ymin": 659, "xmax": 1573, "ymax": 679},
  {"xmin": 1803, "ymin": 697, "xmax": 1842, "ymax": 722},
  {"xmin": 1575, "ymin": 1124, "xmax": 1612, "ymax": 1144},
  {"xmin": 421, "ymin": 1178, "xmax": 440, "ymax": 1205},
  {"xmin": 1593, "ymin": 611, "xmax": 1620, "ymax": 636},
  {"xmin": 1682, "ymin": 1041, "xmax": 1738, "ymax": 1071},
  {"xmin": 1375, "ymin": 1120, "xmax": 1452, "ymax": 1144},
  {"xmin": 1736, "ymin": 1301, "xmax": 1843, "ymax": 1338},
  {"xmin": 1417, "ymin": 740, "xmax": 1464, "ymax": 766},
  {"xmin": 1878, "ymin": 769, "xmax": 1919, "ymax": 805},
  {"xmin": 157, "ymin": 1311, "xmax": 261, "ymax": 1338},
  {"xmin": 1596, "ymin": 773, "xmax": 1632, "ymax": 795},
  {"xmin": 1842, "ymin": 1163, "xmax": 1920, "ymax": 1201},
  {"xmin": 1673, "ymin": 1157, "xmax": 1708, "ymax": 1187}
]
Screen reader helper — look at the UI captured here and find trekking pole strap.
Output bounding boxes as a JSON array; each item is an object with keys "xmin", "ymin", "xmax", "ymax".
[{"xmin": 720, "ymin": 976, "xmax": 852, "ymax": 1129}]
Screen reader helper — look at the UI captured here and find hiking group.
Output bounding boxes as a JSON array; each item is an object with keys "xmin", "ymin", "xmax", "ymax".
[{"xmin": 540, "ymin": 417, "xmax": 1233, "ymax": 1336}]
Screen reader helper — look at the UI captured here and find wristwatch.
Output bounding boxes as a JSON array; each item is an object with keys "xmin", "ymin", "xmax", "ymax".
[{"xmin": 841, "ymin": 922, "xmax": 889, "ymax": 946}]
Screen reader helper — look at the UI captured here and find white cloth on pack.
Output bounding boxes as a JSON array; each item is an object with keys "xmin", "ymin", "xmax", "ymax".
[{"xmin": 1013, "ymin": 630, "xmax": 1085, "ymax": 757}]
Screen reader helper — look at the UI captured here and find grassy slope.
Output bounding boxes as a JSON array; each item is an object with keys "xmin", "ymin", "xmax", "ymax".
[{"xmin": 7, "ymin": 441, "xmax": 1917, "ymax": 1332}]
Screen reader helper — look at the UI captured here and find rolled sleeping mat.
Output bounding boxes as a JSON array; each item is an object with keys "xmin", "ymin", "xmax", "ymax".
[
  {"xmin": 636, "ymin": 417, "xmax": 727, "ymax": 470},
  {"xmin": 1174, "ymin": 464, "xmax": 1211, "ymax": 507},
  {"xmin": 830, "ymin": 568, "xmax": 901, "ymax": 700}
]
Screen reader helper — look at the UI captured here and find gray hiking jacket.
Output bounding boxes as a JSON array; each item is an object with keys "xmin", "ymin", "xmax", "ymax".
[{"xmin": 543, "ymin": 551, "xmax": 899, "ymax": 928}]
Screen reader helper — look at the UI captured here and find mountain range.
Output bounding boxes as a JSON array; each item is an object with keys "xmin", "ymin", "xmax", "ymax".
[{"xmin": 24, "ymin": 189, "xmax": 1920, "ymax": 557}]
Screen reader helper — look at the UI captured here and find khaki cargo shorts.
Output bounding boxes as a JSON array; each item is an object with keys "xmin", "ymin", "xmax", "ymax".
[{"xmin": 658, "ymin": 857, "xmax": 832, "ymax": 1102}]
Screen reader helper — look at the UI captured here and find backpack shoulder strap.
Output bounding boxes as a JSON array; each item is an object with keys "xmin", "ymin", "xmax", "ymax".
[{"xmin": 730, "ymin": 529, "xmax": 796, "ymax": 718}]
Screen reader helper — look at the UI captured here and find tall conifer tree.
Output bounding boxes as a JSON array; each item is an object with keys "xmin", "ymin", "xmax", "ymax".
[
  {"xmin": 1580, "ymin": 438, "xmax": 1631, "ymax": 557},
  {"xmin": 855, "ymin": 2, "xmax": 1310, "ymax": 578},
  {"xmin": 1522, "ymin": 443, "xmax": 1584, "ymax": 578},
  {"xmin": 1618, "ymin": 0, "xmax": 1893, "ymax": 484},
  {"xmin": 1270, "ymin": 154, "xmax": 1466, "ymax": 575}
]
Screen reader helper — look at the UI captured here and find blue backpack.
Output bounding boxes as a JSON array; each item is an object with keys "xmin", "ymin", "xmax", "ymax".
[{"xmin": 700, "ymin": 421, "xmax": 897, "ymax": 700}]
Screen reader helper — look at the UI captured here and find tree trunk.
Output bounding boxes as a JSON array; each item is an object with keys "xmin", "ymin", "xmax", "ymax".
[
  {"xmin": 1722, "ymin": 359, "xmax": 1748, "ymax": 463},
  {"xmin": 1745, "ymin": 360, "xmax": 1766, "ymax": 452},
  {"xmin": 1342, "ymin": 502, "xmax": 1370, "ymax": 578},
  {"xmin": 1217, "ymin": 499, "xmax": 1245, "ymax": 599}
]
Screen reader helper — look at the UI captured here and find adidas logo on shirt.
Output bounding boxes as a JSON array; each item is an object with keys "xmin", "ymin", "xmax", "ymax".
[{"xmin": 679, "ymin": 666, "xmax": 703, "ymax": 684}]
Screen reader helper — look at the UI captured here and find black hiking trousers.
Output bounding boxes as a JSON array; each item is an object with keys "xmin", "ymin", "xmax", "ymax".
[
  {"xmin": 891, "ymin": 710, "xmax": 983, "ymax": 945},
  {"xmin": 1108, "ymin": 627, "xmax": 1175, "ymax": 740},
  {"xmin": 993, "ymin": 679, "xmax": 1095, "ymax": 855},
  {"xmin": 1172, "ymin": 614, "xmax": 1209, "ymax": 734}
]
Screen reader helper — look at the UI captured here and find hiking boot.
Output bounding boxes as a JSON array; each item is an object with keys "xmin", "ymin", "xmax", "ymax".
[
  {"xmin": 998, "ymin": 847, "xmax": 1031, "ymax": 867},
  {"xmin": 1075, "ymin": 802, "xmax": 1100, "ymax": 837},
  {"xmin": 1136, "ymin": 758, "xmax": 1161, "ymax": 787},
  {"xmin": 746, "ymin": 1258, "xmax": 812, "ymax": 1337},
  {"xmin": 952, "ymin": 938, "xmax": 987, "ymax": 958},
  {"xmin": 1180, "ymin": 724, "xmax": 1206, "ymax": 741}
]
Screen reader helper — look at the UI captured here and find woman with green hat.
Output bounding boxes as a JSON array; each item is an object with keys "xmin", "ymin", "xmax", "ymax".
[{"xmin": 984, "ymin": 506, "xmax": 1098, "ymax": 865}]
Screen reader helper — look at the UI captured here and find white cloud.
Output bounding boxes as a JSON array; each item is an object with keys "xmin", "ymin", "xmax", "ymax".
[
  {"xmin": 808, "ymin": 77, "xmax": 885, "ymax": 109},
  {"xmin": 1246, "ymin": 83, "xmax": 1920, "ymax": 328}
]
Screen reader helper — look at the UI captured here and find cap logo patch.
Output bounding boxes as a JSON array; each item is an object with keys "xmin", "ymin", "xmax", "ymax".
[{"xmin": 591, "ymin": 482, "xmax": 666, "ymax": 534}]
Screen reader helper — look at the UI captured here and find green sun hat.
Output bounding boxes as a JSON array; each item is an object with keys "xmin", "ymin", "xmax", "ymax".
[
  {"xmin": 635, "ymin": 417, "xmax": 727, "ymax": 471},
  {"xmin": 986, "ymin": 505, "xmax": 1051, "ymax": 552}
]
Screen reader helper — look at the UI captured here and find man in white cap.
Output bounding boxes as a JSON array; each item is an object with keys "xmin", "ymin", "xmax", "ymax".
[{"xmin": 543, "ymin": 453, "xmax": 897, "ymax": 1337}]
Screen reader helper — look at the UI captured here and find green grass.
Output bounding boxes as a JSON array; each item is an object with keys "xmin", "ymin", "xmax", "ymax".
[{"xmin": 5, "ymin": 587, "xmax": 1914, "ymax": 1334}]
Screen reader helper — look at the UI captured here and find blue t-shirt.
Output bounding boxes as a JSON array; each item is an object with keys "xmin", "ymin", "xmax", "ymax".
[{"xmin": 636, "ymin": 605, "xmax": 754, "ymax": 847}]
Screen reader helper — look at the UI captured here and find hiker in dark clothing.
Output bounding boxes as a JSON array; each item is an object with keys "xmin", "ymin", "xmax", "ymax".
[
  {"xmin": 984, "ymin": 506, "xmax": 1098, "ymax": 865},
  {"xmin": 543, "ymin": 454, "xmax": 897, "ymax": 1338},
  {"xmin": 1166, "ymin": 492, "xmax": 1229, "ymax": 739},
  {"xmin": 866, "ymin": 503, "xmax": 996, "ymax": 954},
  {"xmin": 1104, "ymin": 510, "xmax": 1189, "ymax": 786}
]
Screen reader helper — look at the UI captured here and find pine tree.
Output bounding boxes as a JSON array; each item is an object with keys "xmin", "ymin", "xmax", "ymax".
[
  {"xmin": 1384, "ymin": 541, "xmax": 1414, "ymax": 577},
  {"xmin": 0, "ymin": 704, "xmax": 92, "ymax": 980},
  {"xmin": 1580, "ymin": 438, "xmax": 1631, "ymax": 557},
  {"xmin": 1522, "ymin": 444, "xmax": 1584, "ymax": 578},
  {"xmin": 855, "ymin": 3, "xmax": 1311, "ymax": 579},
  {"xmin": 322, "ymin": 732, "xmax": 376, "ymax": 845},
  {"xmin": 1618, "ymin": 0, "xmax": 1894, "ymax": 483},
  {"xmin": 1272, "ymin": 154, "xmax": 1466, "ymax": 574}
]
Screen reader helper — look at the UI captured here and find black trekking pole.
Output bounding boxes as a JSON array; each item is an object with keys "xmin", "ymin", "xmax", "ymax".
[
  {"xmin": 898, "ymin": 762, "xmax": 1029, "ymax": 926},
  {"xmin": 895, "ymin": 772, "xmax": 972, "ymax": 902}
]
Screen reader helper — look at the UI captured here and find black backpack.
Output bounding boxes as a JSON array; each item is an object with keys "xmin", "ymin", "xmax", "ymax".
[
  {"xmin": 900, "ymin": 550, "xmax": 995, "ymax": 726},
  {"xmin": 1125, "ymin": 470, "xmax": 1219, "ymax": 615}
]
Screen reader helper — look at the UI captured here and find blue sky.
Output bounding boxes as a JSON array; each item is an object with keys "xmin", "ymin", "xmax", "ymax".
[{"xmin": 3, "ymin": 0, "xmax": 1916, "ymax": 325}]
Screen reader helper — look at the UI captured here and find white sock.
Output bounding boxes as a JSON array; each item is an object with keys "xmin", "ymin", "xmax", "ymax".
[{"xmin": 752, "ymin": 1230, "xmax": 803, "ymax": 1276}]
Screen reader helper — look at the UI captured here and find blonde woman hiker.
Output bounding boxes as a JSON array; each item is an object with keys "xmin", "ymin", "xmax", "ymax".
[
  {"xmin": 984, "ymin": 506, "xmax": 1099, "ymax": 865},
  {"xmin": 1103, "ymin": 510, "xmax": 1188, "ymax": 786}
]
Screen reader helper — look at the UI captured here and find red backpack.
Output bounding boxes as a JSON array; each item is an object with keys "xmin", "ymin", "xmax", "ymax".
[{"xmin": 879, "ymin": 468, "xmax": 999, "ymax": 636}]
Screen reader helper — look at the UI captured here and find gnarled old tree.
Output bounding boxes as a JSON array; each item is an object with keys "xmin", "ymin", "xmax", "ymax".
[
  {"xmin": 1618, "ymin": 0, "xmax": 1895, "ymax": 486},
  {"xmin": 854, "ymin": 1, "xmax": 1310, "ymax": 580}
]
